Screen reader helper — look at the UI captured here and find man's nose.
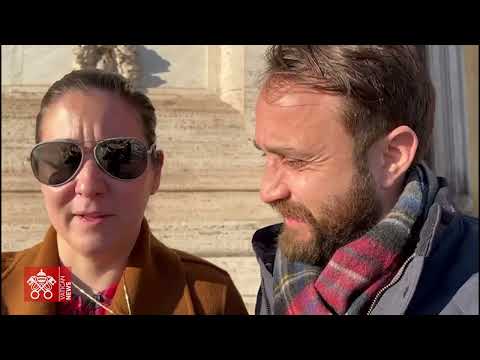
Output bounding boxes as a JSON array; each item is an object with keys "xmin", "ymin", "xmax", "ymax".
[{"xmin": 259, "ymin": 163, "xmax": 290, "ymax": 204}]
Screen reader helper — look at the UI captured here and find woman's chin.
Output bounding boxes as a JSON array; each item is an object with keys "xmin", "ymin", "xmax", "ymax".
[{"xmin": 67, "ymin": 237, "xmax": 115, "ymax": 258}]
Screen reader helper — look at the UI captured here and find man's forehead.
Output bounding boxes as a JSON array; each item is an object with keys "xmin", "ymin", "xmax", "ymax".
[{"xmin": 260, "ymin": 84, "xmax": 340, "ymax": 109}]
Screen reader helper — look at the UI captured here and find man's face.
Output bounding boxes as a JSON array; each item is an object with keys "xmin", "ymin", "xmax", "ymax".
[{"xmin": 255, "ymin": 85, "xmax": 382, "ymax": 265}]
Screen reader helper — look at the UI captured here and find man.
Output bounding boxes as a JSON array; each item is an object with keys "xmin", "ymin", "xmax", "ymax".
[{"xmin": 252, "ymin": 45, "xmax": 478, "ymax": 315}]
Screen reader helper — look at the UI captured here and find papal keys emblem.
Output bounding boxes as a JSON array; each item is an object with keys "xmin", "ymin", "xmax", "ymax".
[{"xmin": 26, "ymin": 268, "xmax": 57, "ymax": 300}]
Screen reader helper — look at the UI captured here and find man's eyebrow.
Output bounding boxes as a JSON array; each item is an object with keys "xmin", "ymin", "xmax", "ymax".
[{"xmin": 252, "ymin": 140, "xmax": 297, "ymax": 156}]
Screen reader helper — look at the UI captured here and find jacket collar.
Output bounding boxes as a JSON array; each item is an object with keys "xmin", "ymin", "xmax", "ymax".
[
  {"xmin": 252, "ymin": 223, "xmax": 281, "ymax": 276},
  {"xmin": 112, "ymin": 219, "xmax": 193, "ymax": 315},
  {"xmin": 2, "ymin": 226, "xmax": 59, "ymax": 315},
  {"xmin": 2, "ymin": 219, "xmax": 193, "ymax": 315}
]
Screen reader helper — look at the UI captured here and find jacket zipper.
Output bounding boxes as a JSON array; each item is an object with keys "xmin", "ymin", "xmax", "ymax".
[{"xmin": 367, "ymin": 254, "xmax": 415, "ymax": 315}]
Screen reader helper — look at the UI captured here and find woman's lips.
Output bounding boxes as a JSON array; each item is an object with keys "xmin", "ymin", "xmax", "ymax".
[{"xmin": 75, "ymin": 214, "xmax": 113, "ymax": 224}]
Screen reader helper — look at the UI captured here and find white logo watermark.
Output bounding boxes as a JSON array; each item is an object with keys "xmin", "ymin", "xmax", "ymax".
[{"xmin": 26, "ymin": 269, "xmax": 57, "ymax": 300}]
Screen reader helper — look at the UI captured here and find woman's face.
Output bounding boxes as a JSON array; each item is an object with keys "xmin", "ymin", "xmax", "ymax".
[{"xmin": 38, "ymin": 89, "xmax": 162, "ymax": 258}]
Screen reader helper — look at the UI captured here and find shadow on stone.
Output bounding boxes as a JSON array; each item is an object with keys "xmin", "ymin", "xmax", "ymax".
[{"xmin": 137, "ymin": 46, "xmax": 171, "ymax": 91}]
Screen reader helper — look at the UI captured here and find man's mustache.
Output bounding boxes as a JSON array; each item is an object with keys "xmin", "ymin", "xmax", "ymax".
[{"xmin": 270, "ymin": 200, "xmax": 316, "ymax": 224}]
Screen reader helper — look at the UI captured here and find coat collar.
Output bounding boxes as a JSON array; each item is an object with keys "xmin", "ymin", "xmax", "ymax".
[{"xmin": 2, "ymin": 219, "xmax": 194, "ymax": 315}]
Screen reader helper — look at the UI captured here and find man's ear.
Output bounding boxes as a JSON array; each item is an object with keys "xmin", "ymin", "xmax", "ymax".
[
  {"xmin": 151, "ymin": 150, "xmax": 164, "ymax": 195},
  {"xmin": 370, "ymin": 125, "xmax": 418, "ymax": 189}
]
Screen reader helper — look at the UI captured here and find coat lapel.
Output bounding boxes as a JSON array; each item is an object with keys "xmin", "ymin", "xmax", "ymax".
[
  {"xmin": 2, "ymin": 226, "xmax": 59, "ymax": 315},
  {"xmin": 108, "ymin": 220, "xmax": 193, "ymax": 315}
]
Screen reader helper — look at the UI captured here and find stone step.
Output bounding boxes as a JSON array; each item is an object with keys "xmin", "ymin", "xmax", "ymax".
[{"xmin": 2, "ymin": 93, "xmax": 264, "ymax": 191}]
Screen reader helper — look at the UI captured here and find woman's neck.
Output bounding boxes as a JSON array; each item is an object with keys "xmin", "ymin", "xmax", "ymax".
[{"xmin": 57, "ymin": 239, "xmax": 130, "ymax": 294}]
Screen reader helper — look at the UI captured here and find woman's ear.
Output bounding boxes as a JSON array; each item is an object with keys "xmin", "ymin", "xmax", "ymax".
[
  {"xmin": 151, "ymin": 150, "xmax": 164, "ymax": 195},
  {"xmin": 376, "ymin": 125, "xmax": 418, "ymax": 189}
]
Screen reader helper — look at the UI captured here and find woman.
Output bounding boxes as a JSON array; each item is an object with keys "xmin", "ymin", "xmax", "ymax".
[{"xmin": 2, "ymin": 69, "xmax": 248, "ymax": 315}]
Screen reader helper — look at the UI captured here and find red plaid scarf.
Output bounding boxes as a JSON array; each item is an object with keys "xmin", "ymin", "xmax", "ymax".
[
  {"xmin": 57, "ymin": 282, "xmax": 118, "ymax": 315},
  {"xmin": 273, "ymin": 166, "xmax": 426, "ymax": 315}
]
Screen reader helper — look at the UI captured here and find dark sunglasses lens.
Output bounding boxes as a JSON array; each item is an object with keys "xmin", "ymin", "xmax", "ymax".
[
  {"xmin": 31, "ymin": 142, "xmax": 82, "ymax": 186},
  {"xmin": 95, "ymin": 139, "xmax": 148, "ymax": 179}
]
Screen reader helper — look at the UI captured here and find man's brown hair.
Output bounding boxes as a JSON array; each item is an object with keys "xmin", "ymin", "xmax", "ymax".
[{"xmin": 262, "ymin": 45, "xmax": 435, "ymax": 164}]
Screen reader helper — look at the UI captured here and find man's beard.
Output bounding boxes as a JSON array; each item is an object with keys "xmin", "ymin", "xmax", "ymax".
[{"xmin": 271, "ymin": 165, "xmax": 382, "ymax": 266}]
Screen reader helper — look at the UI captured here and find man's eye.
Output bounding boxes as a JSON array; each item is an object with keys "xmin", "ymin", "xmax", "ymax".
[{"xmin": 285, "ymin": 159, "xmax": 305, "ymax": 168}]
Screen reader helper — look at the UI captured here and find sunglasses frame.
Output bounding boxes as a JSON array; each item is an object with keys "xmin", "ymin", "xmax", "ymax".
[{"xmin": 30, "ymin": 137, "xmax": 156, "ymax": 187}]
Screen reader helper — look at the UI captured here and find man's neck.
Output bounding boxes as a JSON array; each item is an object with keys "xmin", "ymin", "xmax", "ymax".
[{"xmin": 379, "ymin": 178, "xmax": 405, "ymax": 220}]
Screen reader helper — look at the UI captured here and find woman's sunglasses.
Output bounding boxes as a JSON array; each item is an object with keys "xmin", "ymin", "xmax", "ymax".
[{"xmin": 30, "ymin": 137, "xmax": 156, "ymax": 186}]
